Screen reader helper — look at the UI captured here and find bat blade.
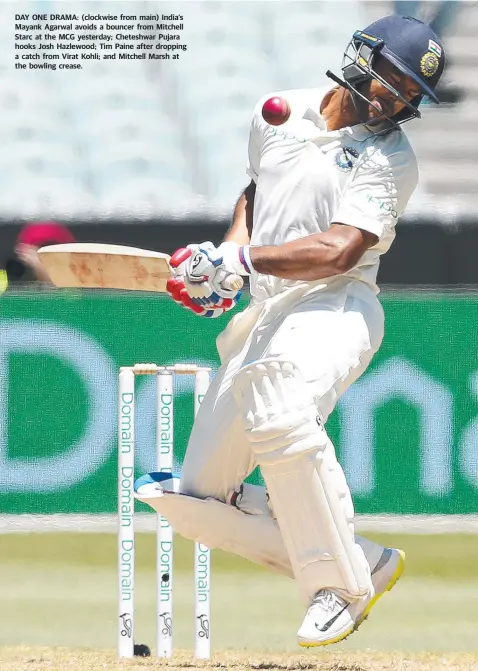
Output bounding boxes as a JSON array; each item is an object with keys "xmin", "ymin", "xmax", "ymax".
[{"xmin": 38, "ymin": 243, "xmax": 172, "ymax": 293}]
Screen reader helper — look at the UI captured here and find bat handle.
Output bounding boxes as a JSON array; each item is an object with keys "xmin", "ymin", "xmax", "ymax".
[{"xmin": 221, "ymin": 274, "xmax": 244, "ymax": 292}]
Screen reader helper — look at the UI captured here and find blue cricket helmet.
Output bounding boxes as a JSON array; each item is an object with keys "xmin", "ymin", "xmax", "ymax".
[
  {"xmin": 354, "ymin": 15, "xmax": 445, "ymax": 102},
  {"xmin": 327, "ymin": 14, "xmax": 446, "ymax": 127}
]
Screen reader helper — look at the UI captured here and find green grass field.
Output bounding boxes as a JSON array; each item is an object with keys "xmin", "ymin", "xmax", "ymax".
[
  {"xmin": 1, "ymin": 532, "xmax": 478, "ymax": 659},
  {"xmin": 2, "ymin": 531, "xmax": 478, "ymax": 670}
]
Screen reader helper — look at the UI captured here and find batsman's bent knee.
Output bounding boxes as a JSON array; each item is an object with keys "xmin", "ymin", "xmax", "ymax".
[{"xmin": 232, "ymin": 357, "xmax": 372, "ymax": 601}]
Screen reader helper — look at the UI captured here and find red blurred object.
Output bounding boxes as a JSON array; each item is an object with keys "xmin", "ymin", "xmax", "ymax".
[
  {"xmin": 17, "ymin": 222, "xmax": 76, "ymax": 247},
  {"xmin": 261, "ymin": 96, "xmax": 291, "ymax": 126}
]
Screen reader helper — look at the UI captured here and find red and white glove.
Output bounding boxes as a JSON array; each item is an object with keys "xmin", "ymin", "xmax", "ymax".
[
  {"xmin": 166, "ymin": 244, "xmax": 244, "ymax": 318},
  {"xmin": 166, "ymin": 275, "xmax": 240, "ymax": 318},
  {"xmin": 178, "ymin": 241, "xmax": 252, "ymax": 301}
]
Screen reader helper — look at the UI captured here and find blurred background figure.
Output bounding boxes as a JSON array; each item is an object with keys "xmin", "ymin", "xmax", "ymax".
[
  {"xmin": 5, "ymin": 221, "xmax": 75, "ymax": 288},
  {"xmin": 393, "ymin": 0, "xmax": 463, "ymax": 102},
  {"xmin": 394, "ymin": 0, "xmax": 459, "ymax": 38}
]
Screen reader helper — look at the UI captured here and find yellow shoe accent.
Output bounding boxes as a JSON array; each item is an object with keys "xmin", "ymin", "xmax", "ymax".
[
  {"xmin": 298, "ymin": 623, "xmax": 355, "ymax": 648},
  {"xmin": 297, "ymin": 549, "xmax": 405, "ymax": 649},
  {"xmin": 354, "ymin": 548, "xmax": 405, "ymax": 631}
]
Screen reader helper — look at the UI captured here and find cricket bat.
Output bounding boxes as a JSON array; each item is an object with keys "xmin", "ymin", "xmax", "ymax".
[{"xmin": 37, "ymin": 243, "xmax": 243, "ymax": 293}]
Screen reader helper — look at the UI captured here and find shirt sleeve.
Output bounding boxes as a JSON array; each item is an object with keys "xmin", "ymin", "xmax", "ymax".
[{"xmin": 333, "ymin": 141, "xmax": 419, "ymax": 240}]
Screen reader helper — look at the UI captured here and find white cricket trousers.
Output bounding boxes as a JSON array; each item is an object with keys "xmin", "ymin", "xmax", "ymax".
[{"xmin": 180, "ymin": 278, "xmax": 384, "ymax": 500}]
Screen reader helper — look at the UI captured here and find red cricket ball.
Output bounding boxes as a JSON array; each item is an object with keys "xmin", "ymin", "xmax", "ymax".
[{"xmin": 261, "ymin": 96, "xmax": 291, "ymax": 126}]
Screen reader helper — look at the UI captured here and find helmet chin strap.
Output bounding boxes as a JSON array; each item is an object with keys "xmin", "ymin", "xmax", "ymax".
[
  {"xmin": 326, "ymin": 69, "xmax": 353, "ymax": 93},
  {"xmin": 325, "ymin": 69, "xmax": 400, "ymax": 134}
]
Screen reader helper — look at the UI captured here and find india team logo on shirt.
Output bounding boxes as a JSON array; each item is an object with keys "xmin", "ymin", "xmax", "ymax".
[{"xmin": 334, "ymin": 146, "xmax": 359, "ymax": 173}]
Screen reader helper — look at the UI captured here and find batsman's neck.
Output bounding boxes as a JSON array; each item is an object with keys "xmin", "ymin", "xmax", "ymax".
[{"xmin": 320, "ymin": 87, "xmax": 360, "ymax": 131}]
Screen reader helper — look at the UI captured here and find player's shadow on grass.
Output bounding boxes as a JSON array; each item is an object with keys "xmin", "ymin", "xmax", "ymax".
[
  {"xmin": 249, "ymin": 665, "xmax": 317, "ymax": 670},
  {"xmin": 250, "ymin": 665, "xmax": 366, "ymax": 671},
  {"xmin": 177, "ymin": 664, "xmax": 317, "ymax": 670},
  {"xmin": 177, "ymin": 659, "xmax": 367, "ymax": 671}
]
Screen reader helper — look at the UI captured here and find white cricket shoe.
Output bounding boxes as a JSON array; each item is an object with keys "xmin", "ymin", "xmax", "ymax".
[
  {"xmin": 297, "ymin": 589, "xmax": 354, "ymax": 647},
  {"xmin": 297, "ymin": 547, "xmax": 405, "ymax": 647}
]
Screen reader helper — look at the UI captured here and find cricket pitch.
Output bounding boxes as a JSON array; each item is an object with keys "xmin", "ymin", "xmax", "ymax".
[{"xmin": 2, "ymin": 648, "xmax": 478, "ymax": 671}]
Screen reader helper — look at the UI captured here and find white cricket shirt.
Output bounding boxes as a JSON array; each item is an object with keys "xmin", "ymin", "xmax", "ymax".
[{"xmin": 247, "ymin": 88, "xmax": 419, "ymax": 301}]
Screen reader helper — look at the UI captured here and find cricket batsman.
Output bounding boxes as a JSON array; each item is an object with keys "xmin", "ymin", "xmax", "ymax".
[{"xmin": 136, "ymin": 15, "xmax": 445, "ymax": 646}]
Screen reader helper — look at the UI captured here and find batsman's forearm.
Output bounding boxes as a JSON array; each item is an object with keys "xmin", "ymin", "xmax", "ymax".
[
  {"xmin": 224, "ymin": 181, "xmax": 256, "ymax": 244},
  {"xmin": 249, "ymin": 235, "xmax": 349, "ymax": 281}
]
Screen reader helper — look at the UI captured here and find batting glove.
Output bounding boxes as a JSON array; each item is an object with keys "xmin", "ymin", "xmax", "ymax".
[
  {"xmin": 167, "ymin": 255, "xmax": 241, "ymax": 318},
  {"xmin": 174, "ymin": 241, "xmax": 251, "ymax": 301}
]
